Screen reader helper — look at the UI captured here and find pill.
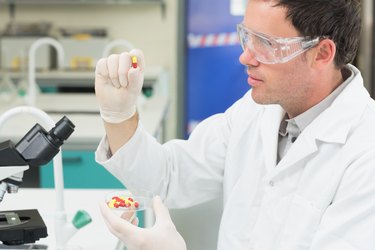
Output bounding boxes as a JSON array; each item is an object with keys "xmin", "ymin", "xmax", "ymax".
[{"xmin": 131, "ymin": 56, "xmax": 138, "ymax": 68}]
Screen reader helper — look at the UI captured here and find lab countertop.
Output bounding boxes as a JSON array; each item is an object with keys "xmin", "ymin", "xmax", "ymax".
[
  {"xmin": 0, "ymin": 93, "xmax": 169, "ymax": 150},
  {"xmin": 0, "ymin": 188, "xmax": 124, "ymax": 249}
]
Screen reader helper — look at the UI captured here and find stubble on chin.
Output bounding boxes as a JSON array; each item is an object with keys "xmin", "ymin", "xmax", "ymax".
[{"xmin": 250, "ymin": 88, "xmax": 278, "ymax": 105}]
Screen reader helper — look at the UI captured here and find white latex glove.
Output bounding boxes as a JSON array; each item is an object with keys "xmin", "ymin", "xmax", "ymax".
[
  {"xmin": 100, "ymin": 196, "xmax": 187, "ymax": 250},
  {"xmin": 95, "ymin": 50, "xmax": 145, "ymax": 123}
]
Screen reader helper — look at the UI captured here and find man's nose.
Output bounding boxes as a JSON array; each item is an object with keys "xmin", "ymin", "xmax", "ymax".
[{"xmin": 239, "ymin": 47, "xmax": 260, "ymax": 66}]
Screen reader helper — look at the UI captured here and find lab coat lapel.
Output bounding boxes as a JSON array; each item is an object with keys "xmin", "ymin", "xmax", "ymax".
[
  {"xmin": 260, "ymin": 105, "xmax": 285, "ymax": 172},
  {"xmin": 273, "ymin": 131, "xmax": 318, "ymax": 174}
]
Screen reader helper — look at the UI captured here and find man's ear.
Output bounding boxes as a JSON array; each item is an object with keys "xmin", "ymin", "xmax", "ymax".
[{"xmin": 311, "ymin": 39, "xmax": 336, "ymax": 68}]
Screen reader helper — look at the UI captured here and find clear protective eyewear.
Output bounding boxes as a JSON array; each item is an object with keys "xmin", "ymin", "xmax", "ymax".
[{"xmin": 237, "ymin": 23, "xmax": 321, "ymax": 64}]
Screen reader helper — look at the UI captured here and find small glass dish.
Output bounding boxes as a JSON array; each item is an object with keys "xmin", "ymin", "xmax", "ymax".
[{"xmin": 105, "ymin": 191, "xmax": 153, "ymax": 212}]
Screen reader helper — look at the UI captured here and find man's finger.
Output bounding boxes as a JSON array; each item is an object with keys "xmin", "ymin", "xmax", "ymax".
[
  {"xmin": 95, "ymin": 58, "xmax": 109, "ymax": 80},
  {"xmin": 99, "ymin": 202, "xmax": 135, "ymax": 233},
  {"xmin": 153, "ymin": 196, "xmax": 174, "ymax": 225},
  {"xmin": 120, "ymin": 210, "xmax": 136, "ymax": 221},
  {"xmin": 107, "ymin": 54, "xmax": 121, "ymax": 88},
  {"xmin": 118, "ymin": 52, "xmax": 131, "ymax": 87},
  {"xmin": 127, "ymin": 67, "xmax": 144, "ymax": 94}
]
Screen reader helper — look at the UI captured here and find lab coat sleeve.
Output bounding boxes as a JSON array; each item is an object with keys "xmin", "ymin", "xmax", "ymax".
[
  {"xmin": 95, "ymin": 93, "xmax": 250, "ymax": 208},
  {"xmin": 96, "ymin": 122, "xmax": 171, "ymax": 198},
  {"xmin": 310, "ymin": 149, "xmax": 375, "ymax": 250}
]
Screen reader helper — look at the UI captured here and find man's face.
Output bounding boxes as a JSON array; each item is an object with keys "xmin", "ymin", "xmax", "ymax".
[{"xmin": 239, "ymin": 0, "xmax": 314, "ymax": 112}]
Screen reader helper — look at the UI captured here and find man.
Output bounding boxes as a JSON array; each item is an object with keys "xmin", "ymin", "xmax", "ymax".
[{"xmin": 96, "ymin": 0, "xmax": 375, "ymax": 249}]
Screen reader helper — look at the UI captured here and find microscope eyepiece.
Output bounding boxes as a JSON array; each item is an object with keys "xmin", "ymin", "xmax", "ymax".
[
  {"xmin": 48, "ymin": 116, "xmax": 75, "ymax": 147},
  {"xmin": 12, "ymin": 116, "xmax": 75, "ymax": 167}
]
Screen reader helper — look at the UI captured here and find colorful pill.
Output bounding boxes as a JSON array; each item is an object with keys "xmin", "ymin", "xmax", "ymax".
[{"xmin": 131, "ymin": 56, "xmax": 138, "ymax": 68}]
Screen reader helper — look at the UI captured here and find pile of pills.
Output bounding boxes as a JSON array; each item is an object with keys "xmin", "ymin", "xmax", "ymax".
[{"xmin": 108, "ymin": 196, "xmax": 140, "ymax": 209}]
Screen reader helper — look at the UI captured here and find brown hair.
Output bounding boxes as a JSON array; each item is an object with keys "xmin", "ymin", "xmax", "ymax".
[{"xmin": 273, "ymin": 0, "xmax": 361, "ymax": 68}]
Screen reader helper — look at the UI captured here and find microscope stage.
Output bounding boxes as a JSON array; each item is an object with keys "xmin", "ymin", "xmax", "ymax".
[{"xmin": 0, "ymin": 209, "xmax": 47, "ymax": 246}]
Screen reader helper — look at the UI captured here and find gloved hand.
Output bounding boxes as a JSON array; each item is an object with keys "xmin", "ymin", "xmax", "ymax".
[
  {"xmin": 99, "ymin": 196, "xmax": 187, "ymax": 250},
  {"xmin": 95, "ymin": 50, "xmax": 145, "ymax": 123}
]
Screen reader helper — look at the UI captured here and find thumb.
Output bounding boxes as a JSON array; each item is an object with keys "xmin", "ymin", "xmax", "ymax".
[
  {"xmin": 153, "ymin": 196, "xmax": 174, "ymax": 226},
  {"xmin": 99, "ymin": 201, "xmax": 141, "ymax": 241},
  {"xmin": 128, "ymin": 49, "xmax": 144, "ymax": 94}
]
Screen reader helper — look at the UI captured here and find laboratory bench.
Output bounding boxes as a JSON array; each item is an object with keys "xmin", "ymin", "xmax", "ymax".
[
  {"xmin": 0, "ymin": 188, "xmax": 223, "ymax": 250},
  {"xmin": 0, "ymin": 188, "xmax": 126, "ymax": 249}
]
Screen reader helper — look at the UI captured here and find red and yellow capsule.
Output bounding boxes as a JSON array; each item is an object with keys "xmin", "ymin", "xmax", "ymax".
[{"xmin": 131, "ymin": 56, "xmax": 138, "ymax": 68}]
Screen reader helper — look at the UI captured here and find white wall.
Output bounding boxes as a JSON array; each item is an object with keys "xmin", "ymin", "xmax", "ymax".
[{"xmin": 0, "ymin": 1, "xmax": 179, "ymax": 140}]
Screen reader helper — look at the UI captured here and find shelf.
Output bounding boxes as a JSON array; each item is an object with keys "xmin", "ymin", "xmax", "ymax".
[
  {"xmin": 0, "ymin": 0, "xmax": 163, "ymax": 4},
  {"xmin": 0, "ymin": 0, "xmax": 166, "ymax": 17},
  {"xmin": 0, "ymin": 66, "xmax": 164, "ymax": 89}
]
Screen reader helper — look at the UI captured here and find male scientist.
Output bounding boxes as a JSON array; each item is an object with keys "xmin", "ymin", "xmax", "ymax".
[{"xmin": 95, "ymin": 0, "xmax": 375, "ymax": 249}]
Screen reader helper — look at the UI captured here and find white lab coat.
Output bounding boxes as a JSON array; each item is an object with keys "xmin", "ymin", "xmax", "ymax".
[{"xmin": 96, "ymin": 64, "xmax": 375, "ymax": 250}]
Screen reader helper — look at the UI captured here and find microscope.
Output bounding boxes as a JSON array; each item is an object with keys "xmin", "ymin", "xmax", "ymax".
[{"xmin": 0, "ymin": 116, "xmax": 74, "ymax": 246}]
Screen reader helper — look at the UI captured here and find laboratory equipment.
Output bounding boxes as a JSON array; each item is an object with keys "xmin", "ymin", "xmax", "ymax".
[
  {"xmin": 0, "ymin": 115, "xmax": 73, "ymax": 246},
  {"xmin": 0, "ymin": 106, "xmax": 91, "ymax": 249},
  {"xmin": 0, "ymin": 71, "xmax": 17, "ymax": 106},
  {"xmin": 58, "ymin": 27, "xmax": 109, "ymax": 70},
  {"xmin": 27, "ymin": 37, "xmax": 64, "ymax": 106},
  {"xmin": 0, "ymin": 21, "xmax": 52, "ymax": 71},
  {"xmin": 1, "ymin": 37, "xmax": 50, "ymax": 70}
]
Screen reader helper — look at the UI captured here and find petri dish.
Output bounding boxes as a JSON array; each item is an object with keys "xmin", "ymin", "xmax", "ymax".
[{"xmin": 105, "ymin": 191, "xmax": 153, "ymax": 212}]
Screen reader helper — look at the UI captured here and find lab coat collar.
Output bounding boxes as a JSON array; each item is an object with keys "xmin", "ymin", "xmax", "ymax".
[
  {"xmin": 267, "ymin": 64, "xmax": 368, "ymax": 174},
  {"xmin": 307, "ymin": 64, "xmax": 367, "ymax": 144}
]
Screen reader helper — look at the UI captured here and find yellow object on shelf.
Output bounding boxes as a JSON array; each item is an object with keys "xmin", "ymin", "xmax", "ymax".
[
  {"xmin": 70, "ymin": 57, "xmax": 94, "ymax": 70},
  {"xmin": 72, "ymin": 33, "xmax": 92, "ymax": 41}
]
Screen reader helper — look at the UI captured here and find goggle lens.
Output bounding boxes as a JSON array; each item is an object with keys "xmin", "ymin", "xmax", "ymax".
[{"xmin": 237, "ymin": 24, "xmax": 320, "ymax": 64}]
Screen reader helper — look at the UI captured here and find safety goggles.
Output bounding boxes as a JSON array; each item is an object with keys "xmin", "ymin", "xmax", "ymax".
[{"xmin": 237, "ymin": 23, "xmax": 321, "ymax": 64}]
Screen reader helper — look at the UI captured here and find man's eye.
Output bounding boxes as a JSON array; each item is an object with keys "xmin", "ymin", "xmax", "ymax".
[
  {"xmin": 260, "ymin": 38, "xmax": 273, "ymax": 47},
  {"xmin": 253, "ymin": 37, "xmax": 273, "ymax": 49}
]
